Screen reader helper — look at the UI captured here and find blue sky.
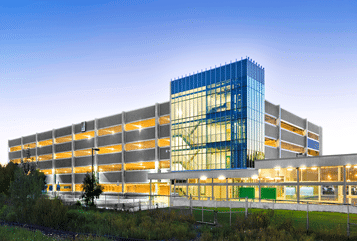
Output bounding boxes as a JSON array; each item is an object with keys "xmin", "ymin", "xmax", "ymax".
[{"xmin": 1, "ymin": 0, "xmax": 356, "ymax": 165}]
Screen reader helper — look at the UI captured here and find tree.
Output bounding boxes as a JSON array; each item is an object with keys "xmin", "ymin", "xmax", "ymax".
[
  {"xmin": 0, "ymin": 162, "xmax": 19, "ymax": 196},
  {"xmin": 81, "ymin": 172, "xmax": 103, "ymax": 207},
  {"xmin": 9, "ymin": 168, "xmax": 47, "ymax": 222}
]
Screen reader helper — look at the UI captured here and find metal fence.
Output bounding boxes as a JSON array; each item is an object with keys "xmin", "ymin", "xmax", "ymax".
[{"xmin": 52, "ymin": 193, "xmax": 357, "ymax": 237}]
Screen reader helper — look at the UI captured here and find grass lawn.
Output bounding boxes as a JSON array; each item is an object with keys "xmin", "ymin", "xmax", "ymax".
[
  {"xmin": 189, "ymin": 206, "xmax": 357, "ymax": 237},
  {"xmin": 0, "ymin": 225, "xmax": 56, "ymax": 241}
]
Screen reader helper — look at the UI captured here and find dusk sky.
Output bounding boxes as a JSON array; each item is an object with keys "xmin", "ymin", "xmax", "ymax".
[{"xmin": 1, "ymin": 0, "xmax": 356, "ymax": 166}]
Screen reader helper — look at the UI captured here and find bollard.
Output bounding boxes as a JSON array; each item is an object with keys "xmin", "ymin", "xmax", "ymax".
[
  {"xmin": 105, "ymin": 194, "xmax": 107, "ymax": 209},
  {"xmin": 306, "ymin": 202, "xmax": 309, "ymax": 232},
  {"xmin": 190, "ymin": 197, "xmax": 193, "ymax": 215},
  {"xmin": 347, "ymin": 204, "xmax": 350, "ymax": 237},
  {"xmin": 229, "ymin": 201, "xmax": 232, "ymax": 226},
  {"xmin": 202, "ymin": 205, "xmax": 204, "ymax": 222},
  {"xmin": 245, "ymin": 197, "xmax": 248, "ymax": 218}
]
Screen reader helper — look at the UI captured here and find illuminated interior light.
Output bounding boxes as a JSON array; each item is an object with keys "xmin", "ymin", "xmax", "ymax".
[
  {"xmin": 287, "ymin": 167, "xmax": 293, "ymax": 171},
  {"xmin": 251, "ymin": 175, "xmax": 258, "ymax": 179},
  {"xmin": 274, "ymin": 166, "xmax": 280, "ymax": 171},
  {"xmin": 311, "ymin": 167, "xmax": 317, "ymax": 170},
  {"xmin": 354, "ymin": 165, "xmax": 357, "ymax": 169},
  {"xmin": 275, "ymin": 177, "xmax": 281, "ymax": 180},
  {"xmin": 200, "ymin": 176, "xmax": 207, "ymax": 180},
  {"xmin": 218, "ymin": 175, "xmax": 225, "ymax": 180},
  {"xmin": 346, "ymin": 164, "xmax": 351, "ymax": 168},
  {"xmin": 178, "ymin": 110, "xmax": 182, "ymax": 116},
  {"xmin": 300, "ymin": 166, "xmax": 306, "ymax": 170}
]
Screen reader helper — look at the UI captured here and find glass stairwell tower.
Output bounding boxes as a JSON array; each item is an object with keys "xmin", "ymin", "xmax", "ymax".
[{"xmin": 170, "ymin": 58, "xmax": 265, "ymax": 171}]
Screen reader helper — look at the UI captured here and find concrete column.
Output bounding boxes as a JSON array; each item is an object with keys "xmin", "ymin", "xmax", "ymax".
[
  {"xmin": 259, "ymin": 179, "xmax": 261, "ymax": 202},
  {"xmin": 121, "ymin": 112, "xmax": 125, "ymax": 194},
  {"xmin": 277, "ymin": 105, "xmax": 281, "ymax": 158},
  {"xmin": 21, "ymin": 136, "xmax": 23, "ymax": 161},
  {"xmin": 52, "ymin": 129, "xmax": 56, "ymax": 195},
  {"xmin": 212, "ymin": 179, "xmax": 214, "ymax": 201},
  {"xmin": 94, "ymin": 119, "xmax": 98, "ymax": 180},
  {"xmin": 198, "ymin": 178, "xmax": 200, "ymax": 200},
  {"xmin": 319, "ymin": 126, "xmax": 323, "ymax": 156},
  {"xmin": 71, "ymin": 124, "xmax": 75, "ymax": 193},
  {"xmin": 186, "ymin": 179, "xmax": 189, "ymax": 197},
  {"xmin": 35, "ymin": 133, "xmax": 38, "ymax": 163},
  {"xmin": 226, "ymin": 178, "xmax": 228, "ymax": 201},
  {"xmin": 297, "ymin": 167, "xmax": 300, "ymax": 204},
  {"xmin": 318, "ymin": 167, "xmax": 321, "ymax": 201},
  {"xmin": 304, "ymin": 119, "xmax": 308, "ymax": 156},
  {"xmin": 154, "ymin": 103, "xmax": 159, "ymax": 173},
  {"xmin": 343, "ymin": 166, "xmax": 347, "ymax": 204}
]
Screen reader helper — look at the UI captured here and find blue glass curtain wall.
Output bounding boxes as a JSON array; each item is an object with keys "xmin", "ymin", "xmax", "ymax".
[{"xmin": 171, "ymin": 58, "xmax": 265, "ymax": 171}]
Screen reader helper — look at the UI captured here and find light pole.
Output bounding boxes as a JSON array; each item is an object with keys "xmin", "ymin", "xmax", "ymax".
[{"xmin": 91, "ymin": 148, "xmax": 100, "ymax": 205}]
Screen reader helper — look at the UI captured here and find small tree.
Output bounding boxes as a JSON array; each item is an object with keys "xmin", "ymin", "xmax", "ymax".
[
  {"xmin": 0, "ymin": 162, "xmax": 18, "ymax": 196},
  {"xmin": 81, "ymin": 172, "xmax": 103, "ymax": 207}
]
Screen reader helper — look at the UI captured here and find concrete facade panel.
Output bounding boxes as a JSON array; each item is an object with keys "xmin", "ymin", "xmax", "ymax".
[
  {"xmin": 55, "ymin": 126, "xmax": 72, "ymax": 138},
  {"xmin": 55, "ymin": 143, "xmax": 72, "ymax": 153},
  {"xmin": 265, "ymin": 123, "xmax": 278, "ymax": 139},
  {"xmin": 74, "ymin": 120, "xmax": 95, "ymax": 134},
  {"xmin": 55, "ymin": 158, "xmax": 72, "ymax": 168},
  {"xmin": 265, "ymin": 101, "xmax": 278, "ymax": 118},
  {"xmin": 281, "ymin": 129, "xmax": 305, "ymax": 147},
  {"xmin": 97, "ymin": 153, "xmax": 122, "ymax": 165},
  {"xmin": 125, "ymin": 106, "xmax": 155, "ymax": 123},
  {"xmin": 75, "ymin": 174, "xmax": 87, "ymax": 184},
  {"xmin": 75, "ymin": 156, "xmax": 92, "ymax": 167},
  {"xmin": 37, "ymin": 146, "xmax": 52, "ymax": 156},
  {"xmin": 99, "ymin": 172, "xmax": 122, "ymax": 183},
  {"xmin": 98, "ymin": 133, "xmax": 122, "ymax": 147},
  {"xmin": 23, "ymin": 134, "xmax": 36, "ymax": 144},
  {"xmin": 281, "ymin": 150, "xmax": 297, "ymax": 158},
  {"xmin": 159, "ymin": 102, "xmax": 170, "ymax": 116},
  {"xmin": 125, "ymin": 127, "xmax": 155, "ymax": 143},
  {"xmin": 74, "ymin": 139, "xmax": 95, "ymax": 150},
  {"xmin": 265, "ymin": 146, "xmax": 278, "ymax": 159},
  {"xmin": 9, "ymin": 151, "xmax": 21, "ymax": 159},
  {"xmin": 9, "ymin": 138, "xmax": 22, "ymax": 147},
  {"xmin": 281, "ymin": 109, "xmax": 305, "ymax": 129},
  {"xmin": 308, "ymin": 121, "xmax": 320, "ymax": 134},
  {"xmin": 125, "ymin": 171, "xmax": 147, "ymax": 183},
  {"xmin": 45, "ymin": 176, "xmax": 53, "ymax": 184},
  {"xmin": 58, "ymin": 174, "xmax": 72, "ymax": 184},
  {"xmin": 159, "ymin": 124, "xmax": 170, "ymax": 138},
  {"xmin": 38, "ymin": 160, "xmax": 53, "ymax": 169},
  {"xmin": 38, "ymin": 131, "xmax": 52, "ymax": 141},
  {"xmin": 159, "ymin": 147, "xmax": 170, "ymax": 160},
  {"xmin": 125, "ymin": 149, "xmax": 155, "ymax": 163},
  {"xmin": 97, "ymin": 114, "xmax": 122, "ymax": 129},
  {"xmin": 22, "ymin": 148, "xmax": 36, "ymax": 157}
]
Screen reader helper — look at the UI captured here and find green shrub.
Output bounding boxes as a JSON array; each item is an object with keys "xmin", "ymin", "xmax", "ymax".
[{"xmin": 32, "ymin": 197, "xmax": 68, "ymax": 229}]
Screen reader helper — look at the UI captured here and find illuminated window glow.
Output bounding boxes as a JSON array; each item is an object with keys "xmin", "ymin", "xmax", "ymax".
[
  {"xmin": 74, "ymin": 149, "xmax": 92, "ymax": 157},
  {"xmin": 55, "ymin": 168, "xmax": 72, "ymax": 174},
  {"xmin": 125, "ymin": 140, "xmax": 155, "ymax": 151},
  {"xmin": 102, "ymin": 184, "xmax": 123, "ymax": 193},
  {"xmin": 308, "ymin": 132, "xmax": 319, "ymax": 141},
  {"xmin": 281, "ymin": 141, "xmax": 305, "ymax": 153},
  {"xmin": 74, "ymin": 131, "xmax": 95, "ymax": 141},
  {"xmin": 55, "ymin": 151, "xmax": 72, "ymax": 159},
  {"xmin": 74, "ymin": 166, "xmax": 92, "ymax": 173},
  {"xmin": 9, "ymin": 145, "xmax": 22, "ymax": 152},
  {"xmin": 38, "ymin": 139, "xmax": 53, "ymax": 147},
  {"xmin": 98, "ymin": 164, "xmax": 122, "ymax": 172},
  {"xmin": 158, "ymin": 138, "xmax": 170, "ymax": 147},
  {"xmin": 10, "ymin": 159, "xmax": 21, "ymax": 164},
  {"xmin": 265, "ymin": 137, "xmax": 278, "ymax": 147},
  {"xmin": 38, "ymin": 154, "xmax": 53, "ymax": 161},
  {"xmin": 97, "ymin": 144, "xmax": 122, "ymax": 154},
  {"xmin": 281, "ymin": 121, "xmax": 305, "ymax": 136},
  {"xmin": 125, "ymin": 118, "xmax": 155, "ymax": 131},
  {"xmin": 40, "ymin": 169, "xmax": 52, "ymax": 175},
  {"xmin": 125, "ymin": 183, "xmax": 154, "ymax": 194},
  {"xmin": 265, "ymin": 115, "xmax": 276, "ymax": 125},
  {"xmin": 159, "ymin": 160, "xmax": 170, "ymax": 169},
  {"xmin": 98, "ymin": 125, "xmax": 122, "ymax": 136},
  {"xmin": 308, "ymin": 149, "xmax": 319, "ymax": 156},
  {"xmin": 159, "ymin": 115, "xmax": 170, "ymax": 125},
  {"xmin": 55, "ymin": 135, "xmax": 72, "ymax": 144},
  {"xmin": 125, "ymin": 161, "xmax": 155, "ymax": 170},
  {"xmin": 23, "ymin": 142, "xmax": 36, "ymax": 149}
]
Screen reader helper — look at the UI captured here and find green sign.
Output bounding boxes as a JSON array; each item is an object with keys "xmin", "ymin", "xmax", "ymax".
[
  {"xmin": 239, "ymin": 187, "xmax": 255, "ymax": 199},
  {"xmin": 261, "ymin": 188, "xmax": 276, "ymax": 200}
]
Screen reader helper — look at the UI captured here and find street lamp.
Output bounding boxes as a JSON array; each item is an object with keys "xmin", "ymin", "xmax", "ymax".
[{"xmin": 91, "ymin": 148, "xmax": 100, "ymax": 205}]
